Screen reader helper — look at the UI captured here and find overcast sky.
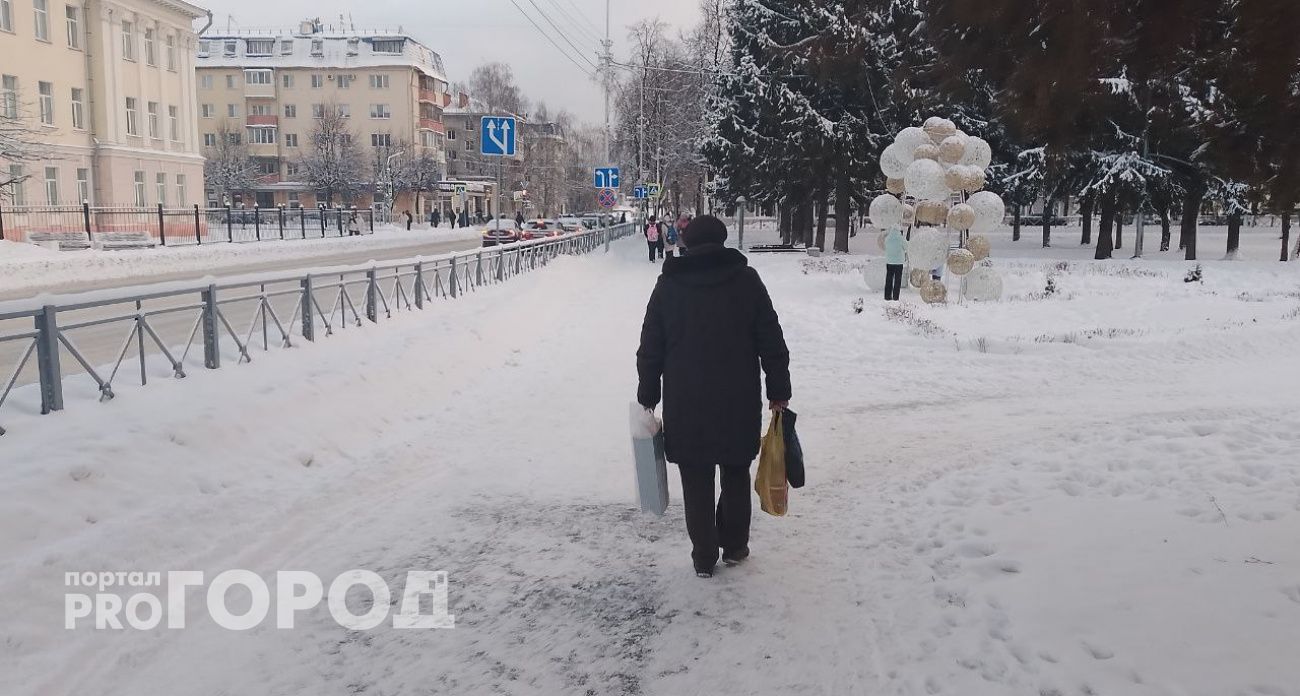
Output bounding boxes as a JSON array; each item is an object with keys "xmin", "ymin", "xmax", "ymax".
[{"xmin": 202, "ymin": 0, "xmax": 700, "ymax": 124}]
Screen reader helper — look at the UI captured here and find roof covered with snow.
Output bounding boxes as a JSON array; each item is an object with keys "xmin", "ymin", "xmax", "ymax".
[{"xmin": 196, "ymin": 26, "xmax": 446, "ymax": 82}]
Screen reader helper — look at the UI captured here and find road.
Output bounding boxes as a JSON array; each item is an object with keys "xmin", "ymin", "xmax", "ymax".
[{"xmin": 0, "ymin": 235, "xmax": 480, "ymax": 398}]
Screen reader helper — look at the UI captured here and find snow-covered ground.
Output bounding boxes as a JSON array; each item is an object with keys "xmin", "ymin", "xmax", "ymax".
[
  {"xmin": 0, "ymin": 225, "xmax": 481, "ymax": 299},
  {"xmin": 2, "ymin": 231, "xmax": 1298, "ymax": 695}
]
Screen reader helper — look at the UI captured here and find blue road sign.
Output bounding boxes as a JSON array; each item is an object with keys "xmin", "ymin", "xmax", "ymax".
[
  {"xmin": 632, "ymin": 185, "xmax": 648, "ymax": 200},
  {"xmin": 480, "ymin": 116, "xmax": 516, "ymax": 156},
  {"xmin": 593, "ymin": 167, "xmax": 620, "ymax": 189}
]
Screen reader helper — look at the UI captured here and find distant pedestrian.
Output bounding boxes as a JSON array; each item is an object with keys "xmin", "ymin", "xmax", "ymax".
[
  {"xmin": 883, "ymin": 228, "xmax": 906, "ymax": 301},
  {"xmin": 515, "ymin": 210, "xmax": 525, "ymax": 229},
  {"xmin": 644, "ymin": 215, "xmax": 662, "ymax": 263},
  {"xmin": 621, "ymin": 211, "xmax": 628, "ymax": 224},
  {"xmin": 459, "ymin": 210, "xmax": 468, "ymax": 228},
  {"xmin": 636, "ymin": 215, "xmax": 792, "ymax": 578},
  {"xmin": 404, "ymin": 209, "xmax": 413, "ymax": 230},
  {"xmin": 431, "ymin": 209, "xmax": 441, "ymax": 228},
  {"xmin": 655, "ymin": 218, "xmax": 666, "ymax": 258},
  {"xmin": 347, "ymin": 212, "xmax": 361, "ymax": 237}
]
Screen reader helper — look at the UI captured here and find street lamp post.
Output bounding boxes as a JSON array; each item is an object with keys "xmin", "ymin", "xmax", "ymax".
[{"xmin": 737, "ymin": 196, "xmax": 747, "ymax": 251}]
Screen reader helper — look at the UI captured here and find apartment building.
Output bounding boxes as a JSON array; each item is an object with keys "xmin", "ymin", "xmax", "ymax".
[
  {"xmin": 0, "ymin": 0, "xmax": 208, "ymax": 207},
  {"xmin": 195, "ymin": 19, "xmax": 449, "ymax": 211}
]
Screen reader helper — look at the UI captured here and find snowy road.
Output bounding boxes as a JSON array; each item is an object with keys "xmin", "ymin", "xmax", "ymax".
[{"xmin": 2, "ymin": 236, "xmax": 1299, "ymax": 695}]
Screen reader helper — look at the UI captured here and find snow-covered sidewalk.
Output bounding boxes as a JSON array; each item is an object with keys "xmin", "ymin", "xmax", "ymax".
[{"xmin": 2, "ymin": 236, "xmax": 1299, "ymax": 695}]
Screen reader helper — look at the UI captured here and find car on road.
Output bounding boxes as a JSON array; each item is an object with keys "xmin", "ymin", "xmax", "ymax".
[
  {"xmin": 481, "ymin": 218, "xmax": 520, "ymax": 246},
  {"xmin": 520, "ymin": 219, "xmax": 563, "ymax": 240},
  {"xmin": 555, "ymin": 216, "xmax": 587, "ymax": 233}
]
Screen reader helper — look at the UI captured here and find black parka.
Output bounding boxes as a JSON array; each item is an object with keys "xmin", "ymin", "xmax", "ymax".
[{"xmin": 636, "ymin": 245, "xmax": 791, "ymax": 466}]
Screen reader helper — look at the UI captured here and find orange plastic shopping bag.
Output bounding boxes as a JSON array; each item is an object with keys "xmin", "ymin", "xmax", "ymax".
[{"xmin": 755, "ymin": 412, "xmax": 788, "ymax": 516}]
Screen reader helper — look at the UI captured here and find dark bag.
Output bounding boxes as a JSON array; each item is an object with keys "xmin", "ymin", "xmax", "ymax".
[{"xmin": 782, "ymin": 409, "xmax": 805, "ymax": 488}]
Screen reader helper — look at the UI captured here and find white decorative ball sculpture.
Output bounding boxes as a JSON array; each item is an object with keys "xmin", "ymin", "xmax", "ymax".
[
  {"xmin": 965, "ymin": 266, "xmax": 1003, "ymax": 301},
  {"xmin": 880, "ymin": 143, "xmax": 913, "ymax": 179},
  {"xmin": 886, "ymin": 177, "xmax": 905, "ymax": 194},
  {"xmin": 904, "ymin": 158, "xmax": 950, "ymax": 202},
  {"xmin": 947, "ymin": 248, "xmax": 976, "ymax": 276},
  {"xmin": 944, "ymin": 167, "xmax": 965, "ymax": 193},
  {"xmin": 939, "ymin": 135, "xmax": 966, "ymax": 164},
  {"xmin": 920, "ymin": 279, "xmax": 948, "ymax": 304},
  {"xmin": 900, "ymin": 203, "xmax": 916, "ymax": 227},
  {"xmin": 877, "ymin": 230, "xmax": 888, "ymax": 252},
  {"xmin": 959, "ymin": 136, "xmax": 993, "ymax": 169},
  {"xmin": 909, "ymin": 268, "xmax": 928, "ymax": 288},
  {"xmin": 947, "ymin": 203, "xmax": 976, "ymax": 231},
  {"xmin": 907, "ymin": 228, "xmax": 949, "ymax": 270},
  {"xmin": 895, "ymin": 126, "xmax": 932, "ymax": 152},
  {"xmin": 862, "ymin": 257, "xmax": 883, "ymax": 291},
  {"xmin": 967, "ymin": 234, "xmax": 992, "ymax": 261},
  {"xmin": 968, "ymin": 190, "xmax": 1006, "ymax": 234},
  {"xmin": 869, "ymin": 193, "xmax": 903, "ymax": 228},
  {"xmin": 923, "ymin": 117, "xmax": 957, "ymax": 143},
  {"xmin": 914, "ymin": 143, "xmax": 941, "ymax": 162}
]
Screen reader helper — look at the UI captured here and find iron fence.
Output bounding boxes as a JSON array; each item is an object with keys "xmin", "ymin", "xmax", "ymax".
[
  {"xmin": 0, "ymin": 202, "xmax": 383, "ymax": 247},
  {"xmin": 0, "ymin": 223, "xmax": 640, "ymax": 435}
]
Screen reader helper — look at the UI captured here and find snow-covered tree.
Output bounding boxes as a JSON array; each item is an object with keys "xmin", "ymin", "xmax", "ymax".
[
  {"xmin": 202, "ymin": 121, "xmax": 257, "ymax": 206},
  {"xmin": 1, "ymin": 91, "xmax": 54, "ymax": 201},
  {"xmin": 300, "ymin": 104, "xmax": 369, "ymax": 205}
]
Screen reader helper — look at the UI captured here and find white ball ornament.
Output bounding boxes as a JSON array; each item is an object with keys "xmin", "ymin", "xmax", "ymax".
[
  {"xmin": 914, "ymin": 143, "xmax": 941, "ymax": 162},
  {"xmin": 939, "ymin": 135, "xmax": 967, "ymax": 164},
  {"xmin": 869, "ymin": 193, "xmax": 903, "ymax": 228},
  {"xmin": 920, "ymin": 279, "xmax": 948, "ymax": 304},
  {"xmin": 965, "ymin": 266, "xmax": 1003, "ymax": 301},
  {"xmin": 880, "ymin": 143, "xmax": 912, "ymax": 179},
  {"xmin": 968, "ymin": 190, "xmax": 1006, "ymax": 234},
  {"xmin": 903, "ymin": 159, "xmax": 950, "ymax": 202},
  {"xmin": 886, "ymin": 177, "xmax": 905, "ymax": 195},
  {"xmin": 900, "ymin": 203, "xmax": 916, "ymax": 227},
  {"xmin": 947, "ymin": 203, "xmax": 976, "ymax": 231},
  {"xmin": 959, "ymin": 136, "xmax": 993, "ymax": 169},
  {"xmin": 967, "ymin": 234, "xmax": 991, "ymax": 260},
  {"xmin": 947, "ymin": 248, "xmax": 976, "ymax": 275},
  {"xmin": 909, "ymin": 268, "xmax": 928, "ymax": 288},
  {"xmin": 895, "ymin": 126, "xmax": 931, "ymax": 152},
  {"xmin": 906, "ymin": 228, "xmax": 949, "ymax": 270},
  {"xmin": 862, "ymin": 257, "xmax": 884, "ymax": 291},
  {"xmin": 924, "ymin": 117, "xmax": 957, "ymax": 143}
]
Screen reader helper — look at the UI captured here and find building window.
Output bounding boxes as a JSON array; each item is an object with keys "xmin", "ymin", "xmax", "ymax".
[
  {"xmin": 284, "ymin": 133, "xmax": 298, "ymax": 147},
  {"xmin": 144, "ymin": 27, "xmax": 155, "ymax": 65},
  {"xmin": 203, "ymin": 133, "xmax": 217, "ymax": 147},
  {"xmin": 133, "ymin": 171, "xmax": 146, "ymax": 206},
  {"xmin": 125, "ymin": 98, "xmax": 139, "ymax": 134},
  {"xmin": 225, "ymin": 74, "xmax": 235, "ymax": 89},
  {"xmin": 446, "ymin": 129, "xmax": 456, "ymax": 140},
  {"xmin": 176, "ymin": 174, "xmax": 186, "ymax": 206},
  {"xmin": 165, "ymin": 34, "xmax": 176, "ymax": 70},
  {"xmin": 33, "ymin": 0, "xmax": 48, "ymax": 41},
  {"xmin": 249, "ymin": 103, "xmax": 271, "ymax": 116},
  {"xmin": 282, "ymin": 74, "xmax": 294, "ymax": 88},
  {"xmin": 248, "ymin": 127, "xmax": 276, "ymax": 145},
  {"xmin": 38, "ymin": 81, "xmax": 53, "ymax": 125},
  {"xmin": 370, "ymin": 133, "xmax": 391, "ymax": 147},
  {"xmin": 311, "ymin": 103, "xmax": 324, "ymax": 118},
  {"xmin": 0, "ymin": 0, "xmax": 11, "ymax": 33},
  {"xmin": 285, "ymin": 163, "xmax": 299, "ymax": 177},
  {"xmin": 223, "ymin": 40, "xmax": 236, "ymax": 57},
  {"xmin": 168, "ymin": 105, "xmax": 178, "ymax": 140},
  {"xmin": 245, "ymin": 38, "xmax": 273, "ymax": 56},
  {"xmin": 283, "ymin": 104, "xmax": 296, "ymax": 118},
  {"xmin": 310, "ymin": 74, "xmax": 323, "ymax": 88},
  {"xmin": 369, "ymin": 103, "xmax": 390, "ymax": 119},
  {"xmin": 227, "ymin": 103, "xmax": 238, "ymax": 118},
  {"xmin": 369, "ymin": 74, "xmax": 389, "ymax": 89},
  {"xmin": 197, "ymin": 40, "xmax": 209, "ymax": 56},
  {"xmin": 64, "ymin": 5, "xmax": 79, "ymax": 48},
  {"xmin": 280, "ymin": 39, "xmax": 293, "ymax": 55},
  {"xmin": 200, "ymin": 74, "xmax": 213, "ymax": 89},
  {"xmin": 287, "ymin": 191, "xmax": 300, "ymax": 207},
  {"xmin": 147, "ymin": 101, "xmax": 159, "ymax": 138},
  {"xmin": 70, "ymin": 87, "xmax": 84, "ymax": 129},
  {"xmin": 371, "ymin": 39, "xmax": 403, "ymax": 54},
  {"xmin": 310, "ymin": 39, "xmax": 322, "ymax": 56},
  {"xmin": 1, "ymin": 75, "xmax": 16, "ymax": 118},
  {"xmin": 337, "ymin": 103, "xmax": 350, "ymax": 118},
  {"xmin": 44, "ymin": 167, "xmax": 58, "ymax": 204},
  {"xmin": 121, "ymin": 20, "xmax": 134, "ymax": 60},
  {"xmin": 337, "ymin": 74, "xmax": 354, "ymax": 89},
  {"xmin": 76, "ymin": 168, "xmax": 89, "ymax": 204},
  {"xmin": 256, "ymin": 158, "xmax": 277, "ymax": 175},
  {"xmin": 346, "ymin": 37, "xmax": 359, "ymax": 55},
  {"xmin": 7, "ymin": 165, "xmax": 24, "ymax": 205},
  {"xmin": 156, "ymin": 172, "xmax": 166, "ymax": 205},
  {"xmin": 224, "ymin": 131, "xmax": 241, "ymax": 145},
  {"xmin": 245, "ymin": 70, "xmax": 272, "ymax": 85},
  {"xmin": 201, "ymin": 103, "xmax": 214, "ymax": 118}
]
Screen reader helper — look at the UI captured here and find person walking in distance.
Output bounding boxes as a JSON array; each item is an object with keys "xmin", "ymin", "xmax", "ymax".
[
  {"xmin": 347, "ymin": 211, "xmax": 361, "ymax": 237},
  {"xmin": 515, "ymin": 209, "xmax": 526, "ymax": 229},
  {"xmin": 636, "ymin": 215, "xmax": 792, "ymax": 578},
  {"xmin": 644, "ymin": 215, "xmax": 662, "ymax": 263},
  {"xmin": 883, "ymin": 227, "xmax": 907, "ymax": 301},
  {"xmin": 431, "ymin": 208, "xmax": 441, "ymax": 228},
  {"xmin": 404, "ymin": 209, "xmax": 414, "ymax": 230}
]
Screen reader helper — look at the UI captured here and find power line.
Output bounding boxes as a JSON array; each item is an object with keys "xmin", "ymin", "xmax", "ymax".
[
  {"xmin": 540, "ymin": 0, "xmax": 604, "ymax": 46},
  {"xmin": 506, "ymin": 0, "xmax": 598, "ymax": 79},
  {"xmin": 521, "ymin": 0, "xmax": 601, "ymax": 70},
  {"xmin": 609, "ymin": 60, "xmax": 804, "ymax": 79}
]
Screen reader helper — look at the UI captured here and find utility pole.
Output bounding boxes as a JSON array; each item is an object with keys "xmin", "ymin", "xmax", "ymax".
[
  {"xmin": 1133, "ymin": 83, "xmax": 1150, "ymax": 259},
  {"xmin": 602, "ymin": 0, "xmax": 611, "ymax": 164}
]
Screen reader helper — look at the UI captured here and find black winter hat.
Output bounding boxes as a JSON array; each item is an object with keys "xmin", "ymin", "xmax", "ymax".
[{"xmin": 681, "ymin": 215, "xmax": 728, "ymax": 247}]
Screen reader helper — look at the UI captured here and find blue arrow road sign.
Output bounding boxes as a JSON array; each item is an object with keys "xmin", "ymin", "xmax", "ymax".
[
  {"xmin": 632, "ymin": 186, "xmax": 648, "ymax": 199},
  {"xmin": 480, "ymin": 116, "xmax": 516, "ymax": 156},
  {"xmin": 593, "ymin": 167, "xmax": 620, "ymax": 189}
]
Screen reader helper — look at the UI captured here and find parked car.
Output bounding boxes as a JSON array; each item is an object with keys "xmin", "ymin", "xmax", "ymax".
[
  {"xmin": 520, "ymin": 220, "xmax": 562, "ymax": 240},
  {"xmin": 481, "ymin": 218, "xmax": 520, "ymax": 246},
  {"xmin": 555, "ymin": 216, "xmax": 587, "ymax": 233}
]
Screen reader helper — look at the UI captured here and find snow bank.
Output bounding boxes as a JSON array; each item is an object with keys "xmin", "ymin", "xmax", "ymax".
[{"xmin": 1, "ymin": 236, "xmax": 1297, "ymax": 695}]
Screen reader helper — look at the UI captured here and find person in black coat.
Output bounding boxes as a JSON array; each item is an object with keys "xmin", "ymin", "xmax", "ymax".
[{"xmin": 636, "ymin": 215, "xmax": 792, "ymax": 578}]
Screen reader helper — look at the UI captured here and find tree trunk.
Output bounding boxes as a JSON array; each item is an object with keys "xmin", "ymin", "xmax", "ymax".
[
  {"xmin": 1281, "ymin": 211, "xmax": 1291, "ymax": 262},
  {"xmin": 1095, "ymin": 197, "xmax": 1115, "ymax": 260},
  {"xmin": 1226, "ymin": 211, "xmax": 1242, "ymax": 259},
  {"xmin": 1159, "ymin": 206, "xmax": 1172, "ymax": 251},
  {"xmin": 1115, "ymin": 207, "xmax": 1123, "ymax": 250},
  {"xmin": 1042, "ymin": 197, "xmax": 1052, "ymax": 248},
  {"xmin": 1080, "ymin": 196, "xmax": 1094, "ymax": 245},
  {"xmin": 815, "ymin": 192, "xmax": 829, "ymax": 251},
  {"xmin": 833, "ymin": 171, "xmax": 851, "ymax": 252},
  {"xmin": 1180, "ymin": 186, "xmax": 1203, "ymax": 260},
  {"xmin": 779, "ymin": 203, "xmax": 792, "ymax": 245},
  {"xmin": 1012, "ymin": 204, "xmax": 1021, "ymax": 241}
]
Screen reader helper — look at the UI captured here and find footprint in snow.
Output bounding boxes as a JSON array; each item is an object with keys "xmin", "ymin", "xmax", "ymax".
[{"xmin": 1080, "ymin": 640, "xmax": 1114, "ymax": 660}]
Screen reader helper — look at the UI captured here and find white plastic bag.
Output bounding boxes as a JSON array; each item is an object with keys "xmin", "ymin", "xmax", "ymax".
[{"xmin": 629, "ymin": 403, "xmax": 668, "ymax": 515}]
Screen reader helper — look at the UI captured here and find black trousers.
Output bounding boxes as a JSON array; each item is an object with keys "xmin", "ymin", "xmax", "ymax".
[
  {"xmin": 885, "ymin": 263, "xmax": 903, "ymax": 300},
  {"xmin": 677, "ymin": 464, "xmax": 752, "ymax": 570},
  {"xmin": 647, "ymin": 241, "xmax": 658, "ymax": 261},
  {"xmin": 656, "ymin": 238, "xmax": 665, "ymax": 258}
]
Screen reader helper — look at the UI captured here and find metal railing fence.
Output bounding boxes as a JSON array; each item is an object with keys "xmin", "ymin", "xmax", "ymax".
[{"xmin": 0, "ymin": 223, "xmax": 639, "ymax": 435}]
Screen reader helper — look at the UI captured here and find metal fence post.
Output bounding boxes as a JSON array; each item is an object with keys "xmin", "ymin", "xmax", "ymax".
[
  {"xmin": 475, "ymin": 252, "xmax": 484, "ymax": 287},
  {"xmin": 193, "ymin": 204, "xmax": 202, "ymax": 245},
  {"xmin": 278, "ymin": 205, "xmax": 285, "ymax": 240},
  {"xmin": 336, "ymin": 208, "xmax": 343, "ymax": 235},
  {"xmin": 299, "ymin": 207, "xmax": 306, "ymax": 238},
  {"xmin": 414, "ymin": 262, "xmax": 424, "ymax": 309},
  {"xmin": 365, "ymin": 268, "xmax": 379, "ymax": 322},
  {"xmin": 495, "ymin": 248, "xmax": 504, "ymax": 282},
  {"xmin": 604, "ymin": 224, "xmax": 610, "ymax": 253},
  {"xmin": 201, "ymin": 284, "xmax": 220, "ymax": 369},
  {"xmin": 226, "ymin": 205, "xmax": 233, "ymax": 242},
  {"xmin": 34, "ymin": 305, "xmax": 64, "ymax": 413},
  {"xmin": 319, "ymin": 206, "xmax": 326, "ymax": 237},
  {"xmin": 300, "ymin": 275, "xmax": 315, "ymax": 341},
  {"xmin": 449, "ymin": 256, "xmax": 459, "ymax": 298},
  {"xmin": 0, "ymin": 199, "xmax": 5, "ymax": 240},
  {"xmin": 253, "ymin": 205, "xmax": 261, "ymax": 241},
  {"xmin": 157, "ymin": 203, "xmax": 167, "ymax": 246},
  {"xmin": 83, "ymin": 202, "xmax": 92, "ymax": 243},
  {"xmin": 368, "ymin": 210, "xmax": 374, "ymax": 233}
]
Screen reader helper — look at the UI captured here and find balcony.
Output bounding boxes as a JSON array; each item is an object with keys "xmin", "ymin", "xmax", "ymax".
[
  {"xmin": 418, "ymin": 87, "xmax": 439, "ymax": 104},
  {"xmin": 418, "ymin": 118, "xmax": 446, "ymax": 134},
  {"xmin": 246, "ymin": 114, "xmax": 279, "ymax": 127},
  {"xmin": 245, "ymin": 82, "xmax": 276, "ymax": 99}
]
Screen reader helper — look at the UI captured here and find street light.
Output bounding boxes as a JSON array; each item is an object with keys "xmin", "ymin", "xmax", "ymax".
[
  {"xmin": 384, "ymin": 150, "xmax": 404, "ymax": 217},
  {"xmin": 737, "ymin": 196, "xmax": 747, "ymax": 251}
]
